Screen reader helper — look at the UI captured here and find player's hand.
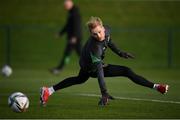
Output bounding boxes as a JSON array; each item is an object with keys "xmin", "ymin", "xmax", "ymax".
[
  {"xmin": 98, "ymin": 95, "xmax": 109, "ymax": 106},
  {"xmin": 108, "ymin": 95, "xmax": 115, "ymax": 100},
  {"xmin": 119, "ymin": 52, "xmax": 135, "ymax": 59},
  {"xmin": 98, "ymin": 94, "xmax": 115, "ymax": 106}
]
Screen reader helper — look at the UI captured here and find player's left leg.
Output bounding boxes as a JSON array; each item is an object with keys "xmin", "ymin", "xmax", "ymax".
[
  {"xmin": 52, "ymin": 69, "xmax": 89, "ymax": 91},
  {"xmin": 103, "ymin": 64, "xmax": 169, "ymax": 94},
  {"xmin": 40, "ymin": 69, "xmax": 90, "ymax": 106}
]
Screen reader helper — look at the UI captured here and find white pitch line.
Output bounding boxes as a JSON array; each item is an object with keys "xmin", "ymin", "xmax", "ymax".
[{"xmin": 78, "ymin": 93, "xmax": 180, "ymax": 105}]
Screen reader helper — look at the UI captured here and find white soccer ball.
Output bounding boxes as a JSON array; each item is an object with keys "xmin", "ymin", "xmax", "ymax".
[
  {"xmin": 8, "ymin": 92, "xmax": 29, "ymax": 113},
  {"xmin": 1, "ymin": 65, "xmax": 12, "ymax": 77}
]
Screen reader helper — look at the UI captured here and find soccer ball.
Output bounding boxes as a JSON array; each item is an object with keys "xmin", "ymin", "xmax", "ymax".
[
  {"xmin": 8, "ymin": 92, "xmax": 29, "ymax": 113},
  {"xmin": 1, "ymin": 65, "xmax": 12, "ymax": 77}
]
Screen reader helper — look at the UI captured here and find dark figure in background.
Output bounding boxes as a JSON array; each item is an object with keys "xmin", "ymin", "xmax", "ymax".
[
  {"xmin": 42, "ymin": 17, "xmax": 169, "ymax": 106},
  {"xmin": 50, "ymin": 0, "xmax": 82, "ymax": 75}
]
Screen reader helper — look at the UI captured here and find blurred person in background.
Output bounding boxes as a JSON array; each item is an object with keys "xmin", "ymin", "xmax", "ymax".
[
  {"xmin": 42, "ymin": 16, "xmax": 169, "ymax": 106},
  {"xmin": 50, "ymin": 0, "xmax": 82, "ymax": 75}
]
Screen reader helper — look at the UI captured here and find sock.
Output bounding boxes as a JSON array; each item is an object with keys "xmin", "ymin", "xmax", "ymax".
[
  {"xmin": 153, "ymin": 84, "xmax": 159, "ymax": 89},
  {"xmin": 48, "ymin": 87, "xmax": 55, "ymax": 95}
]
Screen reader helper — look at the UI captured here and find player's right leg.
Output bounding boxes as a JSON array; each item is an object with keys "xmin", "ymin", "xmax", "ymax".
[
  {"xmin": 153, "ymin": 84, "xmax": 169, "ymax": 94},
  {"xmin": 40, "ymin": 69, "xmax": 89, "ymax": 106},
  {"xmin": 103, "ymin": 64, "xmax": 169, "ymax": 94}
]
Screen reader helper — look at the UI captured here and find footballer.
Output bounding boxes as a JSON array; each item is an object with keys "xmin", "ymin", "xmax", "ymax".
[
  {"xmin": 40, "ymin": 16, "xmax": 169, "ymax": 106},
  {"xmin": 50, "ymin": 0, "xmax": 82, "ymax": 75}
]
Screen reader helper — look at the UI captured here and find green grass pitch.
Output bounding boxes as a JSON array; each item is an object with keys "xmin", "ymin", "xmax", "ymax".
[
  {"xmin": 0, "ymin": 68, "xmax": 180, "ymax": 119},
  {"xmin": 0, "ymin": 0, "xmax": 180, "ymax": 119}
]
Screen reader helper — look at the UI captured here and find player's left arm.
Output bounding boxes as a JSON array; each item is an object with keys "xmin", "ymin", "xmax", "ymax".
[
  {"xmin": 90, "ymin": 46, "xmax": 108, "ymax": 96},
  {"xmin": 108, "ymin": 38, "xmax": 134, "ymax": 59}
]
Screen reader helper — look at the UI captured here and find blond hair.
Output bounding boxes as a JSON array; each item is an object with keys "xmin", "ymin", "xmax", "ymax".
[{"xmin": 86, "ymin": 16, "xmax": 103, "ymax": 30}]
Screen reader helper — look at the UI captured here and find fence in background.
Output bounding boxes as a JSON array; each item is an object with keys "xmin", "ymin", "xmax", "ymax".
[{"xmin": 0, "ymin": 25, "xmax": 180, "ymax": 69}]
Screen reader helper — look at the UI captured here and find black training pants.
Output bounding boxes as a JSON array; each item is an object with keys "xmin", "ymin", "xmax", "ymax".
[{"xmin": 53, "ymin": 64, "xmax": 154, "ymax": 91}]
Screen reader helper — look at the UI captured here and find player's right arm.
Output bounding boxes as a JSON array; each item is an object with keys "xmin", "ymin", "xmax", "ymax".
[{"xmin": 108, "ymin": 39, "xmax": 134, "ymax": 59}]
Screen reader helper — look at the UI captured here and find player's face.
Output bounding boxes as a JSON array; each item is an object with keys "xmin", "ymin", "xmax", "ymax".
[
  {"xmin": 90, "ymin": 25, "xmax": 105, "ymax": 41},
  {"xmin": 64, "ymin": 0, "xmax": 73, "ymax": 10}
]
